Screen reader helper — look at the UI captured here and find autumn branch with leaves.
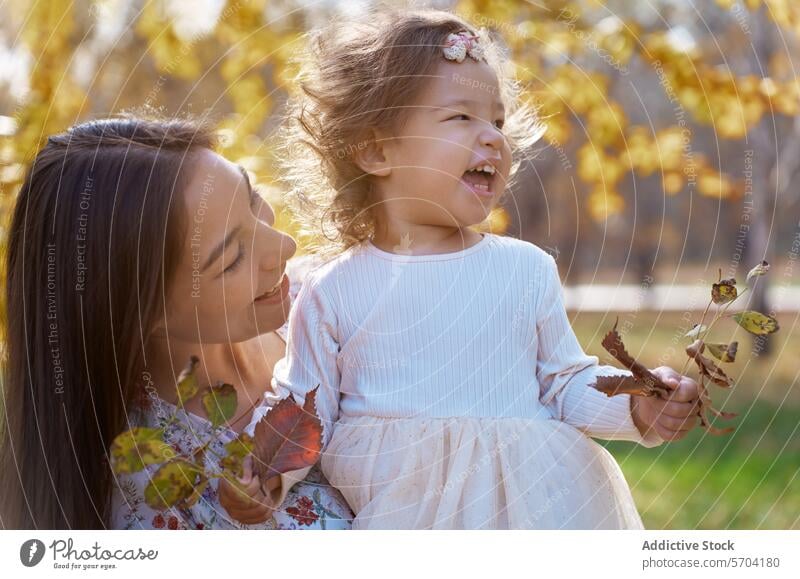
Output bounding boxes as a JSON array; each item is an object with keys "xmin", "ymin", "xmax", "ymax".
[{"xmin": 593, "ymin": 261, "xmax": 779, "ymax": 435}]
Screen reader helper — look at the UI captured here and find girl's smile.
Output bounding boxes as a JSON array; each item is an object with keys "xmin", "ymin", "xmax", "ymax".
[{"xmin": 460, "ymin": 158, "xmax": 500, "ymax": 198}]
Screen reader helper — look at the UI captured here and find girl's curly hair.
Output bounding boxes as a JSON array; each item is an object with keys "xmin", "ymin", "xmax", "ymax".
[{"xmin": 274, "ymin": 5, "xmax": 544, "ymax": 256}]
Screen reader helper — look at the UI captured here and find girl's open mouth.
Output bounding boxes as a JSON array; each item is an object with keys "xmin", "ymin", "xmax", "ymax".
[{"xmin": 460, "ymin": 165, "xmax": 495, "ymax": 198}]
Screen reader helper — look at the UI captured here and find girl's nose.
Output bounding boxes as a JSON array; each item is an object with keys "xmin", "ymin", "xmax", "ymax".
[{"xmin": 480, "ymin": 123, "xmax": 504, "ymax": 150}]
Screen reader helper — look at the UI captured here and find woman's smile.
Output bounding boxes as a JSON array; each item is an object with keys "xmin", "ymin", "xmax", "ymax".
[{"xmin": 254, "ymin": 272, "xmax": 290, "ymax": 305}]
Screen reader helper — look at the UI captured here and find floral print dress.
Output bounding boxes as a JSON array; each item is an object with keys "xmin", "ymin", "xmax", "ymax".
[
  {"xmin": 110, "ymin": 389, "xmax": 354, "ymax": 530},
  {"xmin": 110, "ymin": 254, "xmax": 353, "ymax": 530}
]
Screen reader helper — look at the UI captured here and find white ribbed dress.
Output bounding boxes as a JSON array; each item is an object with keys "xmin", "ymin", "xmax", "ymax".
[{"xmin": 272, "ymin": 233, "xmax": 663, "ymax": 529}]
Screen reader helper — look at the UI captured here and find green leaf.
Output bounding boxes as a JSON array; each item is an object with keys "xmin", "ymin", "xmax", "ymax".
[
  {"xmin": 201, "ymin": 382, "xmax": 237, "ymax": 428},
  {"xmin": 705, "ymin": 341, "xmax": 738, "ymax": 363},
  {"xmin": 144, "ymin": 459, "xmax": 203, "ymax": 510},
  {"xmin": 110, "ymin": 427, "xmax": 174, "ymax": 474},
  {"xmin": 220, "ymin": 433, "xmax": 254, "ymax": 478},
  {"xmin": 179, "ymin": 475, "xmax": 209, "ymax": 508},
  {"xmin": 732, "ymin": 311, "xmax": 780, "ymax": 335},
  {"xmin": 176, "ymin": 355, "xmax": 200, "ymax": 405}
]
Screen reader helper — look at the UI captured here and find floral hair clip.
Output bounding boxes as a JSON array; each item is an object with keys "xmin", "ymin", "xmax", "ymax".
[{"xmin": 442, "ymin": 30, "xmax": 485, "ymax": 63}]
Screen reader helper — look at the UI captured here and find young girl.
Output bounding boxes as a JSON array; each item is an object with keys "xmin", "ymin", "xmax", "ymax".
[{"xmin": 270, "ymin": 8, "xmax": 700, "ymax": 529}]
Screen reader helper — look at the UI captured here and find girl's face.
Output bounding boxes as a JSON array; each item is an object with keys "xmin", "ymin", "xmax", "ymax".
[
  {"xmin": 157, "ymin": 149, "xmax": 297, "ymax": 344},
  {"xmin": 375, "ymin": 58, "xmax": 512, "ymax": 228}
]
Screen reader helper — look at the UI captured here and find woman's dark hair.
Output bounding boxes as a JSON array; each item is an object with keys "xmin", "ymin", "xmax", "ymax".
[{"xmin": 0, "ymin": 115, "xmax": 216, "ymax": 529}]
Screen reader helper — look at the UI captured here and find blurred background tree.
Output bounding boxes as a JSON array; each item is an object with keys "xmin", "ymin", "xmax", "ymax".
[{"xmin": 3, "ymin": 0, "xmax": 798, "ymax": 288}]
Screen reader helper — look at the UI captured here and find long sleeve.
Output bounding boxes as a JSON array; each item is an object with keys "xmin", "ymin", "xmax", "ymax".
[
  {"xmin": 271, "ymin": 274, "xmax": 341, "ymax": 448},
  {"xmin": 535, "ymin": 254, "xmax": 664, "ymax": 448}
]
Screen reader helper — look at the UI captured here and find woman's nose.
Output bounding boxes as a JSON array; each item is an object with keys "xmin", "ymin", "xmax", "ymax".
[
  {"xmin": 281, "ymin": 232, "xmax": 298, "ymax": 262},
  {"xmin": 266, "ymin": 231, "xmax": 297, "ymax": 268}
]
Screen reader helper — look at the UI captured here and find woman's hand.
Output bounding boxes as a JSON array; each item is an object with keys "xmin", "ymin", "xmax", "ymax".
[
  {"xmin": 630, "ymin": 366, "xmax": 701, "ymax": 442},
  {"xmin": 218, "ymin": 456, "xmax": 282, "ymax": 525}
]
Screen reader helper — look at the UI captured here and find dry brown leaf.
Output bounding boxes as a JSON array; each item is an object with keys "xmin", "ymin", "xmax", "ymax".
[
  {"xmin": 594, "ymin": 374, "xmax": 653, "ymax": 397},
  {"xmin": 598, "ymin": 317, "xmax": 673, "ymax": 398},
  {"xmin": 686, "ymin": 339, "xmax": 734, "ymax": 388}
]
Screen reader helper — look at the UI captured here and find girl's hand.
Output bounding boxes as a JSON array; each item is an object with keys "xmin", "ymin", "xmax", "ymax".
[
  {"xmin": 218, "ymin": 456, "xmax": 282, "ymax": 525},
  {"xmin": 630, "ymin": 366, "xmax": 701, "ymax": 442}
]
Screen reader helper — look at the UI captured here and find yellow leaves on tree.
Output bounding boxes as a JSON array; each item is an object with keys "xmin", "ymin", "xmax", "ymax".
[{"xmin": 454, "ymin": 0, "xmax": 799, "ymax": 223}]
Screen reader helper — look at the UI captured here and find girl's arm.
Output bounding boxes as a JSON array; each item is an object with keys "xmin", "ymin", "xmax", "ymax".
[
  {"xmin": 271, "ymin": 274, "xmax": 341, "ymax": 448},
  {"xmin": 534, "ymin": 254, "xmax": 664, "ymax": 448}
]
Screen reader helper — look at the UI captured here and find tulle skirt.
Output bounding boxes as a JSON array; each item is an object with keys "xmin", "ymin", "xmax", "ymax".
[{"xmin": 321, "ymin": 415, "xmax": 645, "ymax": 529}]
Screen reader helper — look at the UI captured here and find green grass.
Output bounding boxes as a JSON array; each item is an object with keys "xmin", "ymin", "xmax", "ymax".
[
  {"xmin": 571, "ymin": 311, "xmax": 800, "ymax": 529},
  {"xmin": 602, "ymin": 400, "xmax": 799, "ymax": 529}
]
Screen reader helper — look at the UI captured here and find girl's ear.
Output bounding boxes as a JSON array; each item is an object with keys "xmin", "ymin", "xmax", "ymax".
[{"xmin": 352, "ymin": 128, "xmax": 392, "ymax": 177}]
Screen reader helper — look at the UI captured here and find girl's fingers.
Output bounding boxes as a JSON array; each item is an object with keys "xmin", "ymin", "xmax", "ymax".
[
  {"xmin": 660, "ymin": 400, "xmax": 700, "ymax": 419},
  {"xmin": 657, "ymin": 411, "xmax": 698, "ymax": 433},
  {"xmin": 262, "ymin": 475, "xmax": 282, "ymax": 503},
  {"xmin": 656, "ymin": 423, "xmax": 691, "ymax": 441},
  {"xmin": 653, "ymin": 366, "xmax": 681, "ymax": 387},
  {"xmin": 241, "ymin": 475, "xmax": 262, "ymax": 497},
  {"xmin": 238, "ymin": 455, "xmax": 254, "ymax": 484},
  {"xmin": 669, "ymin": 379, "xmax": 700, "ymax": 403},
  {"xmin": 220, "ymin": 477, "xmax": 274, "ymax": 524}
]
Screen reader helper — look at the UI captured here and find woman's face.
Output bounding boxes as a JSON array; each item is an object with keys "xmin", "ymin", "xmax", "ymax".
[{"xmin": 158, "ymin": 148, "xmax": 297, "ymax": 344}]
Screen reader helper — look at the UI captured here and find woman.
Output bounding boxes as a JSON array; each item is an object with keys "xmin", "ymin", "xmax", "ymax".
[{"xmin": 0, "ymin": 115, "xmax": 353, "ymax": 529}]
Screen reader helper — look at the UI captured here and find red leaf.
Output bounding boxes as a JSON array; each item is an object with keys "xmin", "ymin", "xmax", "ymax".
[{"xmin": 252, "ymin": 386, "xmax": 323, "ymax": 484}]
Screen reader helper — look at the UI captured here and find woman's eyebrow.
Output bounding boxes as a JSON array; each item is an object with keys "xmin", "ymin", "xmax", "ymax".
[{"xmin": 202, "ymin": 225, "xmax": 241, "ymax": 272}]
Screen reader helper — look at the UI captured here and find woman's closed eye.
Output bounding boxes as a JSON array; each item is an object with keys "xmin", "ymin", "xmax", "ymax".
[{"xmin": 221, "ymin": 241, "xmax": 246, "ymax": 276}]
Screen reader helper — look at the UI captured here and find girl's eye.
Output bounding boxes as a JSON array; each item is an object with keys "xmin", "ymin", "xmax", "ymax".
[
  {"xmin": 222, "ymin": 241, "xmax": 245, "ymax": 275},
  {"xmin": 449, "ymin": 114, "xmax": 470, "ymax": 121},
  {"xmin": 495, "ymin": 119, "xmax": 505, "ymax": 130}
]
